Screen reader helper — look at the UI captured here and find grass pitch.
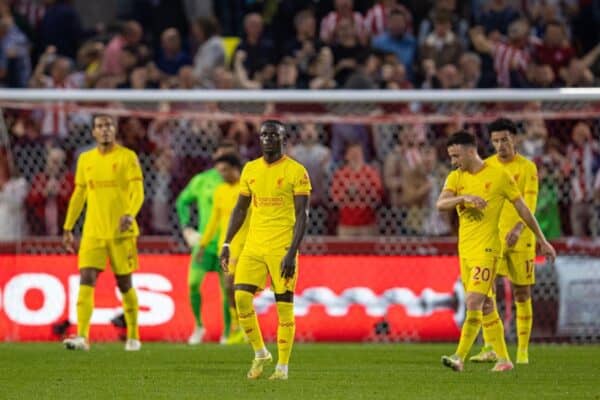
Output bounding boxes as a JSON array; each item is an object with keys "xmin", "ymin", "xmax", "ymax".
[{"xmin": 0, "ymin": 343, "xmax": 598, "ymax": 400}]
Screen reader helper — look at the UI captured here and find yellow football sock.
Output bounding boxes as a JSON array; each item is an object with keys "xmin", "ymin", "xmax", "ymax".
[
  {"xmin": 235, "ymin": 290, "xmax": 265, "ymax": 352},
  {"xmin": 482, "ymin": 310, "xmax": 510, "ymax": 360},
  {"xmin": 76, "ymin": 284, "xmax": 94, "ymax": 339},
  {"xmin": 515, "ymin": 299, "xmax": 533, "ymax": 352},
  {"xmin": 275, "ymin": 302, "xmax": 295, "ymax": 365},
  {"xmin": 122, "ymin": 288, "xmax": 139, "ymax": 340},
  {"xmin": 456, "ymin": 310, "xmax": 482, "ymax": 360},
  {"xmin": 230, "ymin": 306, "xmax": 240, "ymax": 331}
]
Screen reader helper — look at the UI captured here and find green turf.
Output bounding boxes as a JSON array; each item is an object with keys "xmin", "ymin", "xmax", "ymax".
[{"xmin": 0, "ymin": 343, "xmax": 599, "ymax": 400}]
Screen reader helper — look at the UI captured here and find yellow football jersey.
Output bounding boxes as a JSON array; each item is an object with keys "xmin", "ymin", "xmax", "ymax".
[
  {"xmin": 239, "ymin": 156, "xmax": 311, "ymax": 251},
  {"xmin": 200, "ymin": 181, "xmax": 250, "ymax": 251},
  {"xmin": 64, "ymin": 145, "xmax": 144, "ymax": 239},
  {"xmin": 443, "ymin": 162, "xmax": 521, "ymax": 259},
  {"xmin": 486, "ymin": 154, "xmax": 538, "ymax": 252}
]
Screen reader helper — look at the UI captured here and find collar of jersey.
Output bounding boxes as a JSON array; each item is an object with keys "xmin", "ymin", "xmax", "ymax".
[
  {"xmin": 262, "ymin": 155, "xmax": 287, "ymax": 167},
  {"xmin": 95, "ymin": 144, "xmax": 119, "ymax": 156}
]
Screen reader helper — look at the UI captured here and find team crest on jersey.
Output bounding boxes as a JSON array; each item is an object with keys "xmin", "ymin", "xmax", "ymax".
[
  {"xmin": 513, "ymin": 174, "xmax": 520, "ymax": 182},
  {"xmin": 112, "ymin": 163, "xmax": 118, "ymax": 172},
  {"xmin": 277, "ymin": 177, "xmax": 284, "ymax": 188},
  {"xmin": 484, "ymin": 182, "xmax": 492, "ymax": 191}
]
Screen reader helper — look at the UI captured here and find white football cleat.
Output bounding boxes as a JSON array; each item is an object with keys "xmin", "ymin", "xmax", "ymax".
[
  {"xmin": 188, "ymin": 326, "xmax": 206, "ymax": 345},
  {"xmin": 63, "ymin": 336, "xmax": 90, "ymax": 351},
  {"xmin": 125, "ymin": 339, "xmax": 142, "ymax": 351}
]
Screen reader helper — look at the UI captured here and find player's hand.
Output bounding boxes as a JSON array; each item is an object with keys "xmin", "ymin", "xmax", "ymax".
[
  {"xmin": 182, "ymin": 227, "xmax": 200, "ymax": 248},
  {"xmin": 220, "ymin": 246, "xmax": 230, "ymax": 273},
  {"xmin": 539, "ymin": 239, "xmax": 557, "ymax": 264},
  {"xmin": 505, "ymin": 224, "xmax": 523, "ymax": 248},
  {"xmin": 462, "ymin": 195, "xmax": 487, "ymax": 210},
  {"xmin": 63, "ymin": 230, "xmax": 75, "ymax": 253},
  {"xmin": 280, "ymin": 251, "xmax": 296, "ymax": 279},
  {"xmin": 119, "ymin": 215, "xmax": 134, "ymax": 232}
]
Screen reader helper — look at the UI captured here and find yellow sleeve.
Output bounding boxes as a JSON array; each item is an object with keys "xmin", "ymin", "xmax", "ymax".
[
  {"xmin": 63, "ymin": 156, "xmax": 88, "ymax": 230},
  {"xmin": 199, "ymin": 187, "xmax": 221, "ymax": 248},
  {"xmin": 501, "ymin": 170, "xmax": 522, "ymax": 202},
  {"xmin": 293, "ymin": 165, "xmax": 312, "ymax": 195},
  {"xmin": 523, "ymin": 161, "xmax": 538, "ymax": 212},
  {"xmin": 125, "ymin": 152, "xmax": 144, "ymax": 216},
  {"xmin": 239, "ymin": 164, "xmax": 252, "ymax": 196},
  {"xmin": 442, "ymin": 170, "xmax": 458, "ymax": 194}
]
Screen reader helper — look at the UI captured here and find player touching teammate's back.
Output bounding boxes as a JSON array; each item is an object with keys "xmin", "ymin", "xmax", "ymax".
[{"xmin": 436, "ymin": 130, "xmax": 555, "ymax": 372}]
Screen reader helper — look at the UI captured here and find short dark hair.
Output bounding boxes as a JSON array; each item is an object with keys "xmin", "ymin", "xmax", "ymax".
[
  {"xmin": 92, "ymin": 113, "xmax": 115, "ymax": 127},
  {"xmin": 447, "ymin": 130, "xmax": 477, "ymax": 147},
  {"xmin": 261, "ymin": 120, "xmax": 286, "ymax": 134},
  {"xmin": 488, "ymin": 118, "xmax": 518, "ymax": 135},
  {"xmin": 196, "ymin": 16, "xmax": 220, "ymax": 38},
  {"xmin": 214, "ymin": 153, "xmax": 242, "ymax": 169}
]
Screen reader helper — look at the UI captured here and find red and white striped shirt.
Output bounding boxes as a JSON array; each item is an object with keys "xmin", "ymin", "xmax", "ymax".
[
  {"xmin": 363, "ymin": 3, "xmax": 413, "ymax": 37},
  {"xmin": 13, "ymin": 0, "xmax": 45, "ymax": 29},
  {"xmin": 41, "ymin": 76, "xmax": 79, "ymax": 138},
  {"xmin": 492, "ymin": 42, "xmax": 530, "ymax": 88},
  {"xmin": 320, "ymin": 11, "xmax": 365, "ymax": 44}
]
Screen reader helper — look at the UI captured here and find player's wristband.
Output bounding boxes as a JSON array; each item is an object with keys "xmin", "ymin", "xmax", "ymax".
[{"xmin": 222, "ymin": 243, "xmax": 230, "ymax": 248}]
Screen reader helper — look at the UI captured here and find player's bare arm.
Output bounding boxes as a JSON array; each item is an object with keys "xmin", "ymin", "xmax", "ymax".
[
  {"xmin": 512, "ymin": 197, "xmax": 557, "ymax": 262},
  {"xmin": 281, "ymin": 195, "xmax": 310, "ymax": 279},
  {"xmin": 436, "ymin": 190, "xmax": 487, "ymax": 211},
  {"xmin": 220, "ymin": 194, "xmax": 251, "ymax": 271},
  {"xmin": 505, "ymin": 222, "xmax": 525, "ymax": 248}
]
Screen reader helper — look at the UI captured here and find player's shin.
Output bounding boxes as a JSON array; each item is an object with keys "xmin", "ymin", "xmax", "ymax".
[
  {"xmin": 235, "ymin": 290, "xmax": 266, "ymax": 354},
  {"xmin": 122, "ymin": 288, "xmax": 139, "ymax": 340},
  {"xmin": 482, "ymin": 309, "xmax": 510, "ymax": 361},
  {"xmin": 456, "ymin": 309, "xmax": 483, "ymax": 360},
  {"xmin": 76, "ymin": 284, "xmax": 94, "ymax": 339},
  {"xmin": 276, "ymin": 302, "xmax": 295, "ymax": 366},
  {"xmin": 515, "ymin": 298, "xmax": 533, "ymax": 354}
]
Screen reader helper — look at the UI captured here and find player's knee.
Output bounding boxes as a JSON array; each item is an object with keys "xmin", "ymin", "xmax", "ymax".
[
  {"xmin": 465, "ymin": 292, "xmax": 486, "ymax": 310},
  {"xmin": 514, "ymin": 285, "xmax": 531, "ymax": 302},
  {"xmin": 115, "ymin": 274, "xmax": 132, "ymax": 293},
  {"xmin": 274, "ymin": 291, "xmax": 293, "ymax": 303},
  {"xmin": 79, "ymin": 268, "xmax": 98, "ymax": 286},
  {"xmin": 482, "ymin": 297, "xmax": 495, "ymax": 315}
]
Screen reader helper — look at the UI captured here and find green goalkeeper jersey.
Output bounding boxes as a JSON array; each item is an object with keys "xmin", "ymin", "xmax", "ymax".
[{"xmin": 175, "ymin": 168, "xmax": 222, "ymax": 254}]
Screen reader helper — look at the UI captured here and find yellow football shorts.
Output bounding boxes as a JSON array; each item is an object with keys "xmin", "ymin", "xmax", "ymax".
[
  {"xmin": 497, "ymin": 250, "xmax": 536, "ymax": 286},
  {"xmin": 234, "ymin": 246, "xmax": 298, "ymax": 293},
  {"xmin": 78, "ymin": 236, "xmax": 139, "ymax": 275},
  {"xmin": 460, "ymin": 256, "xmax": 498, "ymax": 296}
]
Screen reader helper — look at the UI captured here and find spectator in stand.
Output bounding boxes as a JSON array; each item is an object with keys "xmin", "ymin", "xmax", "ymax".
[
  {"xmin": 233, "ymin": 13, "xmax": 276, "ymax": 81},
  {"xmin": 190, "ymin": 16, "xmax": 224, "ymax": 88},
  {"xmin": 371, "ymin": 8, "xmax": 416, "ymax": 80},
  {"xmin": 567, "ymin": 121, "xmax": 600, "ymax": 237},
  {"xmin": 148, "ymin": 148, "xmax": 176, "ymax": 234},
  {"xmin": 289, "ymin": 123, "xmax": 331, "ymax": 207},
  {"xmin": 284, "ymin": 9, "xmax": 321, "ymax": 87},
  {"xmin": 155, "ymin": 27, "xmax": 191, "ymax": 76},
  {"xmin": 8, "ymin": 110, "xmax": 45, "ymax": 181},
  {"xmin": 419, "ymin": 9, "xmax": 463, "ymax": 71},
  {"xmin": 533, "ymin": 20, "xmax": 575, "ymax": 78},
  {"xmin": 422, "ymin": 145, "xmax": 450, "ymax": 236},
  {"xmin": 458, "ymin": 52, "xmax": 483, "ymax": 88},
  {"xmin": 477, "ymin": 0, "xmax": 520, "ymax": 37},
  {"xmin": 119, "ymin": 116, "xmax": 155, "ymax": 155},
  {"xmin": 25, "ymin": 146, "xmax": 73, "ymax": 236},
  {"xmin": 0, "ymin": 148, "xmax": 27, "ymax": 241},
  {"xmin": 331, "ymin": 142, "xmax": 383, "ymax": 236},
  {"xmin": 29, "ymin": 46, "xmax": 79, "ymax": 138},
  {"xmin": 331, "ymin": 17, "xmax": 369, "ymax": 87},
  {"xmin": 75, "ymin": 40, "xmax": 104, "ymax": 88},
  {"xmin": 38, "ymin": 0, "xmax": 82, "ymax": 59},
  {"xmin": 212, "ymin": 66, "xmax": 234, "ymax": 89},
  {"xmin": 536, "ymin": 156, "xmax": 562, "ymax": 240},
  {"xmin": 520, "ymin": 117, "xmax": 548, "ymax": 159},
  {"xmin": 559, "ymin": 43, "xmax": 600, "ymax": 87},
  {"xmin": 380, "ymin": 58, "xmax": 413, "ymax": 89},
  {"xmin": 364, "ymin": 0, "xmax": 414, "ymax": 37},
  {"xmin": 0, "ymin": 16, "xmax": 30, "ymax": 87},
  {"xmin": 101, "ymin": 20, "xmax": 143, "ymax": 77},
  {"xmin": 308, "ymin": 47, "xmax": 336, "ymax": 89},
  {"xmin": 276, "ymin": 56, "xmax": 299, "ymax": 89},
  {"xmin": 417, "ymin": 0, "xmax": 469, "ymax": 49},
  {"xmin": 470, "ymin": 19, "xmax": 534, "ymax": 88},
  {"xmin": 320, "ymin": 0, "xmax": 366, "ymax": 46}
]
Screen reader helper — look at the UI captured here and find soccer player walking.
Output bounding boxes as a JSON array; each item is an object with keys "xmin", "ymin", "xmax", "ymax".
[
  {"xmin": 437, "ymin": 131, "xmax": 555, "ymax": 372},
  {"xmin": 471, "ymin": 118, "xmax": 539, "ymax": 364},
  {"xmin": 62, "ymin": 114, "xmax": 144, "ymax": 351},
  {"xmin": 176, "ymin": 141, "xmax": 238, "ymax": 344},
  {"xmin": 221, "ymin": 120, "xmax": 311, "ymax": 380}
]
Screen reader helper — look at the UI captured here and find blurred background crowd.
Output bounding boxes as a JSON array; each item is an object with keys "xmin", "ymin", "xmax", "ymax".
[{"xmin": 0, "ymin": 0, "xmax": 599, "ymax": 241}]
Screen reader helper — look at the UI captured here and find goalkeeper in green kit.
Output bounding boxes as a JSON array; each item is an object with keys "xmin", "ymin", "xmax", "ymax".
[{"xmin": 176, "ymin": 141, "xmax": 237, "ymax": 344}]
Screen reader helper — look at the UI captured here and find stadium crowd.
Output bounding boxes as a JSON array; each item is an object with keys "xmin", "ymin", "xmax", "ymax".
[{"xmin": 0, "ymin": 0, "xmax": 599, "ymax": 240}]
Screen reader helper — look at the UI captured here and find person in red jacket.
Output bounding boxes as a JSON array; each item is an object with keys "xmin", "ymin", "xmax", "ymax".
[
  {"xmin": 26, "ymin": 146, "xmax": 74, "ymax": 235},
  {"xmin": 330, "ymin": 142, "xmax": 383, "ymax": 236}
]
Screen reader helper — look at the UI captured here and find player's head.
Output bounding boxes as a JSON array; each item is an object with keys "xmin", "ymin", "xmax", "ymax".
[
  {"xmin": 92, "ymin": 114, "xmax": 117, "ymax": 147},
  {"xmin": 213, "ymin": 139, "xmax": 238, "ymax": 159},
  {"xmin": 259, "ymin": 120, "xmax": 286, "ymax": 156},
  {"xmin": 214, "ymin": 153, "xmax": 242, "ymax": 184},
  {"xmin": 446, "ymin": 130, "xmax": 478, "ymax": 171},
  {"xmin": 488, "ymin": 118, "xmax": 518, "ymax": 160}
]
